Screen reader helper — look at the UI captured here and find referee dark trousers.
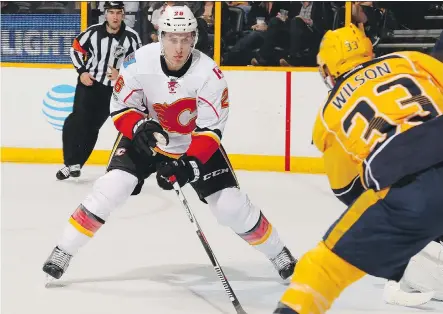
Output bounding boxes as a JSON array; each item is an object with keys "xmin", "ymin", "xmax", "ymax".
[{"xmin": 62, "ymin": 78, "xmax": 113, "ymax": 167}]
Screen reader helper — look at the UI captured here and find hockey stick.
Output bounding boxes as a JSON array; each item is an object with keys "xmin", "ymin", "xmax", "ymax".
[{"xmin": 169, "ymin": 176, "xmax": 247, "ymax": 314}]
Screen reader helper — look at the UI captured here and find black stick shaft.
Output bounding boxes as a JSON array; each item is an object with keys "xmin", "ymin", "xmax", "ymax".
[{"xmin": 170, "ymin": 178, "xmax": 247, "ymax": 314}]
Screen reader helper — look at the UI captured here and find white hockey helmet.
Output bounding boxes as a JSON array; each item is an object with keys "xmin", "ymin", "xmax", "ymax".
[{"xmin": 158, "ymin": 5, "xmax": 199, "ymax": 48}]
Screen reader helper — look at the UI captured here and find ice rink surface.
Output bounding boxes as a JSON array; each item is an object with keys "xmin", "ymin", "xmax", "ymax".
[{"xmin": 2, "ymin": 163, "xmax": 443, "ymax": 314}]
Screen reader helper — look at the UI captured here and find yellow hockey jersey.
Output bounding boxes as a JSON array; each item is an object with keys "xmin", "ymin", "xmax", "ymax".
[{"xmin": 313, "ymin": 51, "xmax": 443, "ymax": 203}]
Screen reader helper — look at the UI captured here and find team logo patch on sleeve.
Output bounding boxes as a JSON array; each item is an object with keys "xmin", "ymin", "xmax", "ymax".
[
  {"xmin": 114, "ymin": 76, "xmax": 124, "ymax": 93},
  {"xmin": 123, "ymin": 52, "xmax": 136, "ymax": 68},
  {"xmin": 221, "ymin": 88, "xmax": 229, "ymax": 108},
  {"xmin": 212, "ymin": 66, "xmax": 224, "ymax": 79}
]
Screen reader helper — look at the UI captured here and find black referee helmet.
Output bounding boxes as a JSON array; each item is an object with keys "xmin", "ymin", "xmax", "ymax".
[{"xmin": 104, "ymin": 1, "xmax": 125, "ymax": 11}]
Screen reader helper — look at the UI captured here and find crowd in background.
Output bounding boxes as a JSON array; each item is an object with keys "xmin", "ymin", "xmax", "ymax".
[
  {"xmin": 2, "ymin": 1, "xmax": 443, "ymax": 66},
  {"xmin": 219, "ymin": 1, "xmax": 443, "ymax": 66}
]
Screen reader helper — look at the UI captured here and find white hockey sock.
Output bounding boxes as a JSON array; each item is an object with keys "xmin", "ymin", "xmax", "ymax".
[
  {"xmin": 206, "ymin": 188, "xmax": 284, "ymax": 259},
  {"xmin": 238, "ymin": 211, "xmax": 285, "ymax": 259},
  {"xmin": 57, "ymin": 221, "xmax": 91, "ymax": 256},
  {"xmin": 57, "ymin": 169, "xmax": 138, "ymax": 256}
]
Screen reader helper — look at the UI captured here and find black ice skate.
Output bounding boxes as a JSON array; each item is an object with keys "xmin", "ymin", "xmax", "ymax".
[
  {"xmin": 56, "ymin": 164, "xmax": 81, "ymax": 180},
  {"xmin": 270, "ymin": 247, "xmax": 297, "ymax": 280},
  {"xmin": 42, "ymin": 246, "xmax": 72, "ymax": 280}
]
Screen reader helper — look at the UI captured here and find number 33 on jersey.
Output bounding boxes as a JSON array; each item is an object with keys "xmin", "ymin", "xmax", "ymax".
[{"xmin": 313, "ymin": 51, "xmax": 443, "ymax": 192}]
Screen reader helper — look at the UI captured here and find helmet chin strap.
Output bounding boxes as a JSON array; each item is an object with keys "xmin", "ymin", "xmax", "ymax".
[
  {"xmin": 319, "ymin": 66, "xmax": 336, "ymax": 90},
  {"xmin": 324, "ymin": 76, "xmax": 335, "ymax": 90}
]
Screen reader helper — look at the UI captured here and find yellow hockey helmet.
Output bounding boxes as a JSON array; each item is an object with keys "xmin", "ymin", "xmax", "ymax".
[{"xmin": 317, "ymin": 24, "xmax": 373, "ymax": 85}]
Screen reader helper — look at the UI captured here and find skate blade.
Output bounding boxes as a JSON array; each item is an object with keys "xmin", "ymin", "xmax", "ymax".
[{"xmin": 44, "ymin": 275, "xmax": 67, "ymax": 288}]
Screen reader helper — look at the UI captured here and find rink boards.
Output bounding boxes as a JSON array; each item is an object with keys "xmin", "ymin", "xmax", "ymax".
[{"xmin": 0, "ymin": 67, "xmax": 327, "ymax": 173}]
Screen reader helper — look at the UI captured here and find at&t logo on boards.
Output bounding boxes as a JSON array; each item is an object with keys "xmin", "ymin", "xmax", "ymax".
[{"xmin": 42, "ymin": 85, "xmax": 75, "ymax": 131}]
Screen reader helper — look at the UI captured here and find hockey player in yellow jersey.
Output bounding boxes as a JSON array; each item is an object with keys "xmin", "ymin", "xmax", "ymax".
[{"xmin": 274, "ymin": 24, "xmax": 443, "ymax": 313}]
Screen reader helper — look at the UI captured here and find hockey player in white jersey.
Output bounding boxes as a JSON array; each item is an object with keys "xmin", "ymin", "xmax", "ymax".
[{"xmin": 42, "ymin": 5, "xmax": 297, "ymax": 281}]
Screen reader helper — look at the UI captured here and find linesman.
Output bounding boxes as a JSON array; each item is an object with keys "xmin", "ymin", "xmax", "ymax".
[{"xmin": 57, "ymin": 1, "xmax": 142, "ymax": 180}]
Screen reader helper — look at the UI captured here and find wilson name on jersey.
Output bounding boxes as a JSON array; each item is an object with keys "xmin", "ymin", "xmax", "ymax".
[
  {"xmin": 313, "ymin": 51, "xmax": 443, "ymax": 195},
  {"xmin": 110, "ymin": 43, "xmax": 229, "ymax": 164}
]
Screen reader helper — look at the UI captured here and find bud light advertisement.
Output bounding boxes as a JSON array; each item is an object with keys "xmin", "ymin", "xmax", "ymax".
[{"xmin": 1, "ymin": 14, "xmax": 81, "ymax": 64}]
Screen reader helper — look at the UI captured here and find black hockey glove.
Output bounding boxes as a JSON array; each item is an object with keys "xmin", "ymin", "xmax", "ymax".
[
  {"xmin": 156, "ymin": 155, "xmax": 202, "ymax": 190},
  {"xmin": 132, "ymin": 118, "xmax": 169, "ymax": 157}
]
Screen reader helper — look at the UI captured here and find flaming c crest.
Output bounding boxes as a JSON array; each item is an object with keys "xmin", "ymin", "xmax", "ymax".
[{"xmin": 153, "ymin": 98, "xmax": 197, "ymax": 134}]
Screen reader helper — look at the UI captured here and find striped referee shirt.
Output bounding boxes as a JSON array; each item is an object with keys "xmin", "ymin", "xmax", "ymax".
[{"xmin": 70, "ymin": 21, "xmax": 142, "ymax": 87}]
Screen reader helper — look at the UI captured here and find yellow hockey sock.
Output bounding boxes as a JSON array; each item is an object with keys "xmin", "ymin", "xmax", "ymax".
[{"xmin": 279, "ymin": 242, "xmax": 366, "ymax": 314}]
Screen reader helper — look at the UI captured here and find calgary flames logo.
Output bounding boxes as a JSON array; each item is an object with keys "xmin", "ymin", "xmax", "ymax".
[{"xmin": 153, "ymin": 98, "xmax": 197, "ymax": 135}]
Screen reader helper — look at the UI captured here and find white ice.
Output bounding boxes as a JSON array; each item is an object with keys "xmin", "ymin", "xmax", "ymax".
[{"xmin": 2, "ymin": 163, "xmax": 443, "ymax": 314}]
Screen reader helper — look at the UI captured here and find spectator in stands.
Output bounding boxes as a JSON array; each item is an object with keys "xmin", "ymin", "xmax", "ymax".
[
  {"xmin": 432, "ymin": 31, "xmax": 443, "ymax": 62},
  {"xmin": 334, "ymin": 2, "xmax": 384, "ymax": 47},
  {"xmin": 141, "ymin": 2, "xmax": 211, "ymax": 55},
  {"xmin": 249, "ymin": 2, "xmax": 297, "ymax": 66},
  {"xmin": 281, "ymin": 2, "xmax": 333, "ymax": 66},
  {"xmin": 379, "ymin": 2, "xmax": 430, "ymax": 30},
  {"xmin": 196, "ymin": 1, "xmax": 215, "ymax": 30},
  {"xmin": 146, "ymin": 1, "xmax": 175, "ymax": 42},
  {"xmin": 222, "ymin": 1, "xmax": 290, "ymax": 66},
  {"xmin": 228, "ymin": 1, "xmax": 251, "ymax": 24},
  {"xmin": 189, "ymin": 1, "xmax": 226, "ymax": 57},
  {"xmin": 179, "ymin": 2, "xmax": 213, "ymax": 56},
  {"xmin": 353, "ymin": 2, "xmax": 384, "ymax": 46},
  {"xmin": 1, "ymin": 1, "xmax": 19, "ymax": 13},
  {"xmin": 251, "ymin": 2, "xmax": 332, "ymax": 66},
  {"xmin": 190, "ymin": 1, "xmax": 233, "ymax": 37},
  {"xmin": 189, "ymin": 1, "xmax": 213, "ymax": 56},
  {"xmin": 249, "ymin": 2, "xmax": 299, "ymax": 65}
]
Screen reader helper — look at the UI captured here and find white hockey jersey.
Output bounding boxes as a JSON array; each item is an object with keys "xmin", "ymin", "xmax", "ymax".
[{"xmin": 110, "ymin": 43, "xmax": 229, "ymax": 163}]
